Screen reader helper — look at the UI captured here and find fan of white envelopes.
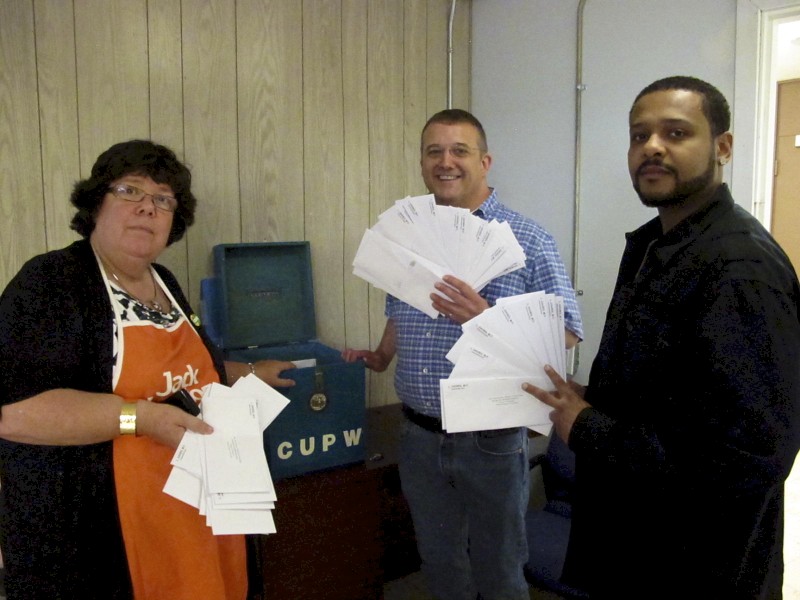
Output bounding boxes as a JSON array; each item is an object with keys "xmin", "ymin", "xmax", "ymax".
[
  {"xmin": 352, "ymin": 194, "xmax": 526, "ymax": 318},
  {"xmin": 440, "ymin": 291, "xmax": 568, "ymax": 436}
]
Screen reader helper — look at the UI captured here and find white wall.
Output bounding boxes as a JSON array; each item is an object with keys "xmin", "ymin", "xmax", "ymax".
[
  {"xmin": 471, "ymin": 1, "xmax": 580, "ymax": 268},
  {"xmin": 471, "ymin": 0, "xmax": 760, "ymax": 381}
]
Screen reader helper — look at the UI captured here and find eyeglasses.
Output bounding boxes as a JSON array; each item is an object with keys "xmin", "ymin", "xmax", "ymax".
[
  {"xmin": 108, "ymin": 183, "xmax": 178, "ymax": 213},
  {"xmin": 423, "ymin": 144, "xmax": 481, "ymax": 160}
]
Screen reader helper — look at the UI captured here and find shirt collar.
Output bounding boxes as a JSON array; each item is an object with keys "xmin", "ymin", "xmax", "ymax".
[
  {"xmin": 626, "ymin": 184, "xmax": 735, "ymax": 264},
  {"xmin": 472, "ymin": 188, "xmax": 499, "ymax": 220}
]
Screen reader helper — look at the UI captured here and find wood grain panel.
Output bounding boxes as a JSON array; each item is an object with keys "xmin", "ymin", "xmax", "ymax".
[
  {"xmin": 342, "ymin": 0, "xmax": 372, "ymax": 357},
  {"xmin": 0, "ymin": 0, "xmax": 46, "ymax": 285},
  {"xmin": 404, "ymin": 0, "xmax": 428, "ymax": 195},
  {"xmin": 147, "ymin": 0, "xmax": 189, "ymax": 290},
  {"xmin": 303, "ymin": 0, "xmax": 346, "ymax": 348},
  {"xmin": 426, "ymin": 0, "xmax": 449, "ymax": 115},
  {"xmin": 237, "ymin": 0, "xmax": 304, "ymax": 244},
  {"xmin": 182, "ymin": 0, "xmax": 239, "ymax": 307},
  {"xmin": 33, "ymin": 0, "xmax": 81, "ymax": 253},
  {"xmin": 147, "ymin": 0, "xmax": 184, "ymax": 151},
  {"xmin": 451, "ymin": 0, "xmax": 471, "ymax": 109},
  {"xmin": 74, "ymin": 0, "xmax": 150, "ymax": 173},
  {"xmin": 366, "ymin": 0, "xmax": 405, "ymax": 406}
]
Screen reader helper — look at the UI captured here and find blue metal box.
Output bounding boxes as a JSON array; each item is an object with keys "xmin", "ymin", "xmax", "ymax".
[{"xmin": 201, "ymin": 242, "xmax": 366, "ymax": 480}]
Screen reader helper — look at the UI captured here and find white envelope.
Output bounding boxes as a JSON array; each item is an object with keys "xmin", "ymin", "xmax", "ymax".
[
  {"xmin": 440, "ymin": 376, "xmax": 553, "ymax": 434},
  {"xmin": 163, "ymin": 465, "xmax": 203, "ymax": 509},
  {"xmin": 231, "ymin": 373, "xmax": 291, "ymax": 431},
  {"xmin": 203, "ymin": 434, "xmax": 272, "ymax": 494},
  {"xmin": 208, "ymin": 505, "xmax": 277, "ymax": 536},
  {"xmin": 448, "ymin": 337, "xmax": 535, "ymax": 378},
  {"xmin": 353, "ymin": 229, "xmax": 446, "ymax": 318}
]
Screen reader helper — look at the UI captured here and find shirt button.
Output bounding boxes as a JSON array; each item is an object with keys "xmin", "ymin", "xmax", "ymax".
[
  {"xmin": 425, "ymin": 331, "xmax": 432, "ymax": 338},
  {"xmin": 422, "ymin": 368, "xmax": 429, "ymax": 374}
]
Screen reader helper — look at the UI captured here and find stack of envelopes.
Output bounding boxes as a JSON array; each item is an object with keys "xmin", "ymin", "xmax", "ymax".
[
  {"xmin": 164, "ymin": 374, "xmax": 289, "ymax": 535},
  {"xmin": 440, "ymin": 291, "xmax": 567, "ymax": 436},
  {"xmin": 352, "ymin": 194, "xmax": 526, "ymax": 318}
]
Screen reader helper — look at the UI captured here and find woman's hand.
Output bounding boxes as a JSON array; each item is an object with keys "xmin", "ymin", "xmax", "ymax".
[
  {"xmin": 224, "ymin": 360, "xmax": 297, "ymax": 388},
  {"xmin": 136, "ymin": 400, "xmax": 213, "ymax": 449},
  {"xmin": 251, "ymin": 360, "xmax": 297, "ymax": 388}
]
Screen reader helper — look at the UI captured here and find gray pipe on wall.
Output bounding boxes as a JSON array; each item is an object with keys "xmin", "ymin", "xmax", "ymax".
[
  {"xmin": 570, "ymin": 0, "xmax": 588, "ymax": 374},
  {"xmin": 448, "ymin": 0, "xmax": 457, "ymax": 108}
]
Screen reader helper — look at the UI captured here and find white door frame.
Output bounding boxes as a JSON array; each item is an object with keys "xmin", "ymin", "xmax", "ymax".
[{"xmin": 733, "ymin": 0, "xmax": 800, "ymax": 225}]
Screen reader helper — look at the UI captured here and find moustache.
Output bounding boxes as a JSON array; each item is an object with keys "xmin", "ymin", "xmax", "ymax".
[{"xmin": 636, "ymin": 159, "xmax": 677, "ymax": 178}]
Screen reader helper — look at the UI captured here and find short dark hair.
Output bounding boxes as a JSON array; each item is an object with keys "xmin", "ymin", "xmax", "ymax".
[
  {"xmin": 70, "ymin": 140, "xmax": 197, "ymax": 245},
  {"xmin": 421, "ymin": 109, "xmax": 488, "ymax": 154},
  {"xmin": 632, "ymin": 76, "xmax": 731, "ymax": 137}
]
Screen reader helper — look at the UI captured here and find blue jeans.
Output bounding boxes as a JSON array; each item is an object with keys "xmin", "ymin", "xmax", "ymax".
[{"xmin": 398, "ymin": 417, "xmax": 530, "ymax": 600}]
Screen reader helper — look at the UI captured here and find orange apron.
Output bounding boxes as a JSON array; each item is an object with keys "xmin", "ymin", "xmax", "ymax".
[{"xmin": 110, "ymin": 278, "xmax": 246, "ymax": 600}]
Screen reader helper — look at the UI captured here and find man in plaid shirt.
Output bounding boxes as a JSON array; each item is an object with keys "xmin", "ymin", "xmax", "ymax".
[{"xmin": 344, "ymin": 109, "xmax": 582, "ymax": 600}]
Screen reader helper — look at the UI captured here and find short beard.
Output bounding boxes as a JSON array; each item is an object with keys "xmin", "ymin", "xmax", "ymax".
[{"xmin": 634, "ymin": 154, "xmax": 716, "ymax": 208}]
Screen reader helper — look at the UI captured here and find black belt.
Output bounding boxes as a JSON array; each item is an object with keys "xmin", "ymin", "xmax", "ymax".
[
  {"xmin": 402, "ymin": 405, "xmax": 519, "ymax": 437},
  {"xmin": 402, "ymin": 405, "xmax": 444, "ymax": 433}
]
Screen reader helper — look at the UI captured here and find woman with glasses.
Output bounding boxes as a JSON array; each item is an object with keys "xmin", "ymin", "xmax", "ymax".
[{"xmin": 0, "ymin": 140, "xmax": 293, "ymax": 599}]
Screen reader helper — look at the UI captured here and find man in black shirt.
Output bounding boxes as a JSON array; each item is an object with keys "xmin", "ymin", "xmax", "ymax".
[{"xmin": 525, "ymin": 76, "xmax": 800, "ymax": 599}]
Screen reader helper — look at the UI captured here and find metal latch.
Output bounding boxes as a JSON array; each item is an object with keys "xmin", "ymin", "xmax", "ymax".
[{"xmin": 309, "ymin": 367, "xmax": 328, "ymax": 411}]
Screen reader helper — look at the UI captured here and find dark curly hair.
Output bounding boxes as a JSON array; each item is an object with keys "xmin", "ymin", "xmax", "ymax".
[{"xmin": 70, "ymin": 140, "xmax": 197, "ymax": 245}]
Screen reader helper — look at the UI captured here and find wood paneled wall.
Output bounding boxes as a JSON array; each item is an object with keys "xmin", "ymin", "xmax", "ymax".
[{"xmin": 0, "ymin": 0, "xmax": 471, "ymax": 407}]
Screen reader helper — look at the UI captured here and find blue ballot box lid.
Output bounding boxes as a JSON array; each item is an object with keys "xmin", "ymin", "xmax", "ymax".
[{"xmin": 203, "ymin": 242, "xmax": 316, "ymax": 350}]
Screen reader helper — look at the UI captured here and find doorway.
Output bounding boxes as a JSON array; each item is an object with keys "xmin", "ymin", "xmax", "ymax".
[
  {"xmin": 770, "ymin": 78, "xmax": 800, "ymax": 268},
  {"xmin": 752, "ymin": 8, "xmax": 800, "ymax": 234}
]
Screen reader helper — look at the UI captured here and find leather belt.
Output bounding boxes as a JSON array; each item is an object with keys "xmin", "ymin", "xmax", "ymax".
[{"xmin": 402, "ymin": 405, "xmax": 444, "ymax": 433}]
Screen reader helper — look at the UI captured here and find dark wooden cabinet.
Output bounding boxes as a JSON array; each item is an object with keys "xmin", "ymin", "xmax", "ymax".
[{"xmin": 251, "ymin": 405, "xmax": 419, "ymax": 600}]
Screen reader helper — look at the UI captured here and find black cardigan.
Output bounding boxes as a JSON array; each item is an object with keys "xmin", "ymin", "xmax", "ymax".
[{"xmin": 0, "ymin": 239, "xmax": 226, "ymax": 599}]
